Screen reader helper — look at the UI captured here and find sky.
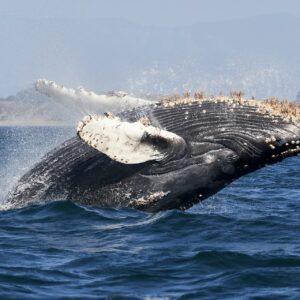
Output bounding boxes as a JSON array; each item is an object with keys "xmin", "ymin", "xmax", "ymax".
[
  {"xmin": 1, "ymin": 0, "xmax": 300, "ymax": 27},
  {"xmin": 0, "ymin": 0, "xmax": 300, "ymax": 99}
]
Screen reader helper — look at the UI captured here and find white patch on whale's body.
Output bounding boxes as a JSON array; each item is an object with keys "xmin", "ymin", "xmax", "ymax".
[
  {"xmin": 77, "ymin": 114, "xmax": 185, "ymax": 164},
  {"xmin": 35, "ymin": 79, "xmax": 151, "ymax": 115}
]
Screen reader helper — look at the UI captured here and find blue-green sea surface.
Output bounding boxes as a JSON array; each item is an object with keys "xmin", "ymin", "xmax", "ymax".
[{"xmin": 0, "ymin": 127, "xmax": 299, "ymax": 299}]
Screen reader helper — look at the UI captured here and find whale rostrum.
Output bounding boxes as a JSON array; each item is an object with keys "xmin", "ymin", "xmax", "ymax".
[{"xmin": 7, "ymin": 94, "xmax": 300, "ymax": 212}]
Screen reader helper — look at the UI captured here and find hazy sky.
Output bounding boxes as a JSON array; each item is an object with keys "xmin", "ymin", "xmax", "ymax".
[
  {"xmin": 1, "ymin": 0, "xmax": 300, "ymax": 26},
  {"xmin": 1, "ymin": 0, "xmax": 300, "ymax": 98}
]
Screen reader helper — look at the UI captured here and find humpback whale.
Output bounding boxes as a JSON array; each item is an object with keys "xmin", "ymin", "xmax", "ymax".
[{"xmin": 7, "ymin": 95, "xmax": 300, "ymax": 212}]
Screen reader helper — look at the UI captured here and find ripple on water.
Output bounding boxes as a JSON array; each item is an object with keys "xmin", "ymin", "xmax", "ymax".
[{"xmin": 0, "ymin": 127, "xmax": 299, "ymax": 299}]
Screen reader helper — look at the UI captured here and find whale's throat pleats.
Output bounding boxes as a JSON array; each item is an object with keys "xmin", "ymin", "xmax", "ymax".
[
  {"xmin": 151, "ymin": 101, "xmax": 300, "ymax": 167},
  {"xmin": 75, "ymin": 99, "xmax": 300, "ymax": 180}
]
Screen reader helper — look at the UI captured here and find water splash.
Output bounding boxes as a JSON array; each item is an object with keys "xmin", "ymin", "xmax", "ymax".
[
  {"xmin": 35, "ymin": 79, "xmax": 151, "ymax": 117},
  {"xmin": 0, "ymin": 79, "xmax": 153, "ymax": 126},
  {"xmin": 0, "ymin": 127, "xmax": 73, "ymax": 207}
]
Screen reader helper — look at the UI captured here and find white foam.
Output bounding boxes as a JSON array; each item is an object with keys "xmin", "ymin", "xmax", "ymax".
[{"xmin": 35, "ymin": 79, "xmax": 151, "ymax": 116}]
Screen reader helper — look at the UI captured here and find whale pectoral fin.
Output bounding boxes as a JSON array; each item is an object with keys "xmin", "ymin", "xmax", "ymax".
[{"xmin": 77, "ymin": 114, "xmax": 187, "ymax": 164}]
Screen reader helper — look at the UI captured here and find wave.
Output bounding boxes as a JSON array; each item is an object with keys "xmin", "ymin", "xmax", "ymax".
[{"xmin": 0, "ymin": 199, "xmax": 299, "ymax": 299}]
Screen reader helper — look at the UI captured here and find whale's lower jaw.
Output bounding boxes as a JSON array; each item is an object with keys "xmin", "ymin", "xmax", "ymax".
[{"xmin": 7, "ymin": 97, "xmax": 300, "ymax": 211}]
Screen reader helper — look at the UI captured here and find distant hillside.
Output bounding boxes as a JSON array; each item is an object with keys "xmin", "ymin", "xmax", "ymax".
[{"xmin": 0, "ymin": 88, "xmax": 68, "ymax": 126}]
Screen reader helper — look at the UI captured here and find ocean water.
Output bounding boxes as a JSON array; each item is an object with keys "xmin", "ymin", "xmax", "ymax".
[{"xmin": 0, "ymin": 127, "xmax": 299, "ymax": 299}]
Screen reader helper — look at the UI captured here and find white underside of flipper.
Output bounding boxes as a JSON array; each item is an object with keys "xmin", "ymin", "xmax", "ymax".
[{"xmin": 77, "ymin": 114, "xmax": 185, "ymax": 164}]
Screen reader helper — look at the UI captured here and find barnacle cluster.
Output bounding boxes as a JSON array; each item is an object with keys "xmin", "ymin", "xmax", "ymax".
[
  {"xmin": 160, "ymin": 91, "xmax": 300, "ymax": 122},
  {"xmin": 130, "ymin": 191, "xmax": 170, "ymax": 207},
  {"xmin": 138, "ymin": 116, "xmax": 151, "ymax": 127}
]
